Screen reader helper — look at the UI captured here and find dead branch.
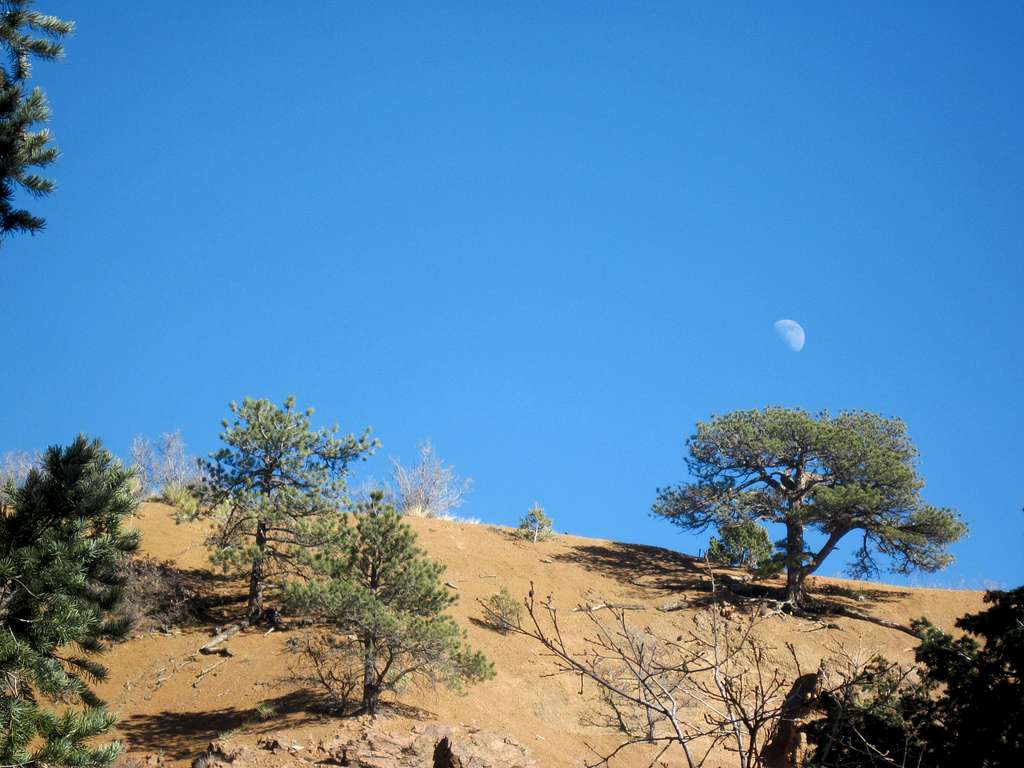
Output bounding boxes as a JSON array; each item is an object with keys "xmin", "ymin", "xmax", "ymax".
[
  {"xmin": 192, "ymin": 658, "xmax": 229, "ymax": 688},
  {"xmin": 504, "ymin": 563, "xmax": 793, "ymax": 768},
  {"xmin": 572, "ymin": 602, "xmax": 646, "ymax": 613}
]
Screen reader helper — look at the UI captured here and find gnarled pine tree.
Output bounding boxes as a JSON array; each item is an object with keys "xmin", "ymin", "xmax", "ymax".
[
  {"xmin": 1, "ymin": 1, "xmax": 73, "ymax": 241},
  {"xmin": 0, "ymin": 436, "xmax": 139, "ymax": 768},
  {"xmin": 652, "ymin": 408, "xmax": 966, "ymax": 607},
  {"xmin": 199, "ymin": 396, "xmax": 376, "ymax": 623}
]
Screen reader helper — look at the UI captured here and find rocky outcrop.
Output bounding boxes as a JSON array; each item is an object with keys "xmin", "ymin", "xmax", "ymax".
[
  {"xmin": 187, "ymin": 721, "xmax": 538, "ymax": 768},
  {"xmin": 318, "ymin": 723, "xmax": 538, "ymax": 767}
]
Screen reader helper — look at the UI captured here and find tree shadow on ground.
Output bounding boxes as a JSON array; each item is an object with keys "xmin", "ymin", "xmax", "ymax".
[
  {"xmin": 122, "ymin": 558, "xmax": 239, "ymax": 634},
  {"xmin": 553, "ymin": 542, "xmax": 711, "ymax": 593},
  {"xmin": 118, "ymin": 690, "xmax": 324, "ymax": 759},
  {"xmin": 813, "ymin": 581, "xmax": 910, "ymax": 604},
  {"xmin": 552, "ymin": 543, "xmax": 917, "ymax": 635}
]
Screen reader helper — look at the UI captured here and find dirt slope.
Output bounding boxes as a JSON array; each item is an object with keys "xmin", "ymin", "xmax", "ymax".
[{"xmin": 100, "ymin": 503, "xmax": 984, "ymax": 768}]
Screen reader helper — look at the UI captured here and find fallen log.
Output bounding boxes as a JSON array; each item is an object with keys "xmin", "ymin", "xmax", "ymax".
[{"xmin": 198, "ymin": 621, "xmax": 248, "ymax": 655}]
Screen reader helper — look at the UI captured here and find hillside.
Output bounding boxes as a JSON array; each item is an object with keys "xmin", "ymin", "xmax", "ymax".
[{"xmin": 100, "ymin": 503, "xmax": 985, "ymax": 768}]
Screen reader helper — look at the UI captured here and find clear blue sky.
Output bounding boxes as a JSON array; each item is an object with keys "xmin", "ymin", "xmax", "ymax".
[{"xmin": 3, "ymin": 1, "xmax": 1022, "ymax": 589}]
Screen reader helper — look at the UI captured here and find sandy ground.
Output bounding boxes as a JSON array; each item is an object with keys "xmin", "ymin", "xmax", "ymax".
[{"xmin": 98, "ymin": 503, "xmax": 985, "ymax": 768}]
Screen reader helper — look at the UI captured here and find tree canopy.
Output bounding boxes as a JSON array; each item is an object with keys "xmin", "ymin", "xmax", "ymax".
[
  {"xmin": 0, "ymin": 436, "xmax": 138, "ymax": 768},
  {"xmin": 199, "ymin": 396, "xmax": 376, "ymax": 622},
  {"xmin": 652, "ymin": 407, "xmax": 966, "ymax": 605},
  {"xmin": 0, "ymin": 0, "xmax": 72, "ymax": 241}
]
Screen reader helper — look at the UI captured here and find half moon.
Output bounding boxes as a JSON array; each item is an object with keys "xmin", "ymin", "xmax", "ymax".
[{"xmin": 774, "ymin": 319, "xmax": 806, "ymax": 352}]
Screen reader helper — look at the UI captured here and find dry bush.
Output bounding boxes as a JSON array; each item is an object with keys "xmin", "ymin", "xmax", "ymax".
[
  {"xmin": 288, "ymin": 631, "xmax": 362, "ymax": 714},
  {"xmin": 120, "ymin": 556, "xmax": 200, "ymax": 632},
  {"xmin": 129, "ymin": 430, "xmax": 199, "ymax": 500},
  {"xmin": 1, "ymin": 449, "xmax": 41, "ymax": 513},
  {"xmin": 0, "ymin": 448, "xmax": 40, "ymax": 486},
  {"xmin": 391, "ymin": 441, "xmax": 472, "ymax": 518}
]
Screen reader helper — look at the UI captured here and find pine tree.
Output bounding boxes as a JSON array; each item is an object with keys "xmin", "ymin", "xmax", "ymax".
[
  {"xmin": 0, "ymin": 1, "xmax": 73, "ymax": 241},
  {"xmin": 199, "ymin": 396, "xmax": 377, "ymax": 623},
  {"xmin": 285, "ymin": 491, "xmax": 494, "ymax": 715},
  {"xmin": 707, "ymin": 519, "xmax": 774, "ymax": 574},
  {"xmin": 516, "ymin": 503, "xmax": 552, "ymax": 542},
  {"xmin": 0, "ymin": 436, "xmax": 139, "ymax": 768},
  {"xmin": 653, "ymin": 408, "xmax": 966, "ymax": 606}
]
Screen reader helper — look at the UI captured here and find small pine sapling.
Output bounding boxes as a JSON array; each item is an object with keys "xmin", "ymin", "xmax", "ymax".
[
  {"xmin": 480, "ymin": 587, "xmax": 523, "ymax": 634},
  {"xmin": 199, "ymin": 396, "xmax": 376, "ymax": 623},
  {"xmin": 517, "ymin": 503, "xmax": 553, "ymax": 542},
  {"xmin": 285, "ymin": 491, "xmax": 493, "ymax": 714}
]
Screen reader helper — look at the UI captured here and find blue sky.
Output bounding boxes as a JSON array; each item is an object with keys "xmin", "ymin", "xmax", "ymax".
[{"xmin": 3, "ymin": 1, "xmax": 1022, "ymax": 589}]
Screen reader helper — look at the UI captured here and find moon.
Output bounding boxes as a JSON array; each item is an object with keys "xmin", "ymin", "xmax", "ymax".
[{"xmin": 774, "ymin": 319, "xmax": 806, "ymax": 352}]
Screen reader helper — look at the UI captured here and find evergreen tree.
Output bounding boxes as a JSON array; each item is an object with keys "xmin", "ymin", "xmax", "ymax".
[
  {"xmin": 199, "ymin": 396, "xmax": 376, "ymax": 622},
  {"xmin": 806, "ymin": 586, "xmax": 1024, "ymax": 767},
  {"xmin": 286, "ymin": 491, "xmax": 493, "ymax": 715},
  {"xmin": 653, "ymin": 408, "xmax": 966, "ymax": 606},
  {"xmin": 516, "ymin": 503, "xmax": 553, "ymax": 543},
  {"xmin": 0, "ymin": 1, "xmax": 73, "ymax": 241},
  {"xmin": 707, "ymin": 519, "xmax": 773, "ymax": 573},
  {"xmin": 0, "ymin": 436, "xmax": 139, "ymax": 768}
]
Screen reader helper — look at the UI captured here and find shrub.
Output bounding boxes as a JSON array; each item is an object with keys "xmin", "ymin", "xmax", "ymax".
[
  {"xmin": 160, "ymin": 482, "xmax": 199, "ymax": 517},
  {"xmin": 516, "ymin": 503, "xmax": 553, "ymax": 542},
  {"xmin": 481, "ymin": 587, "xmax": 523, "ymax": 634}
]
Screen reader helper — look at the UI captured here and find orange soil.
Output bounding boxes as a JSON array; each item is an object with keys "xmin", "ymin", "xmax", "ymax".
[{"xmin": 99, "ymin": 503, "xmax": 984, "ymax": 768}]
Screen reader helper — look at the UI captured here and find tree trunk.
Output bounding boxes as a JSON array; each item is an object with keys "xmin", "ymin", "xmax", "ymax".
[
  {"xmin": 247, "ymin": 519, "xmax": 267, "ymax": 623},
  {"xmin": 785, "ymin": 569, "xmax": 806, "ymax": 607},
  {"xmin": 784, "ymin": 519, "xmax": 807, "ymax": 607},
  {"xmin": 362, "ymin": 634, "xmax": 379, "ymax": 715}
]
